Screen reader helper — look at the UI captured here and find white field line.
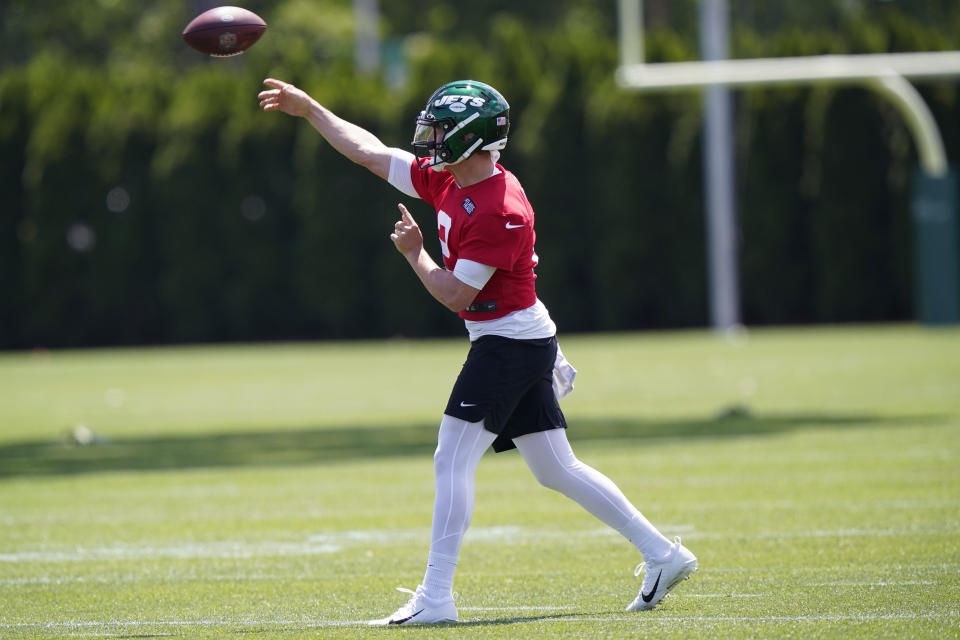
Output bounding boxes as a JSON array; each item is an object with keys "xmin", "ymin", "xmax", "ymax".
[
  {"xmin": 682, "ymin": 593, "xmax": 768, "ymax": 598},
  {"xmin": 460, "ymin": 606, "xmax": 575, "ymax": 611},
  {"xmin": 698, "ymin": 562, "xmax": 960, "ymax": 575},
  {"xmin": 2, "ymin": 573, "xmax": 948, "ymax": 588},
  {"xmin": 566, "ymin": 613, "xmax": 959, "ymax": 623},
  {"xmin": 1, "ymin": 572, "xmax": 942, "ymax": 591},
  {"xmin": 0, "ymin": 525, "xmax": 605, "ymax": 563},
  {"xmin": 3, "ymin": 523, "xmax": 957, "ymax": 564},
  {"xmin": 806, "ymin": 580, "xmax": 938, "ymax": 586},
  {"xmin": 0, "ymin": 518, "xmax": 933, "ymax": 563},
  {"xmin": 2, "ymin": 612, "xmax": 957, "ymax": 631},
  {"xmin": 0, "ymin": 573, "xmax": 300, "ymax": 585},
  {"xmin": 5, "ymin": 497, "xmax": 955, "ymax": 528},
  {"xmin": 0, "ymin": 541, "xmax": 342, "ymax": 563},
  {"xmin": 682, "ymin": 526, "xmax": 959, "ymax": 541}
]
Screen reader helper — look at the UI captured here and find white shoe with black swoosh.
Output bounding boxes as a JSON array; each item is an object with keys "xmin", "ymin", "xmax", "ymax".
[
  {"xmin": 626, "ymin": 537, "xmax": 698, "ymax": 611},
  {"xmin": 368, "ymin": 584, "xmax": 458, "ymax": 626}
]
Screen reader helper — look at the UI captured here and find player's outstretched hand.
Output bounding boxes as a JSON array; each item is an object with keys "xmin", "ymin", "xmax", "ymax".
[
  {"xmin": 390, "ymin": 203, "xmax": 423, "ymax": 257},
  {"xmin": 258, "ymin": 78, "xmax": 311, "ymax": 117}
]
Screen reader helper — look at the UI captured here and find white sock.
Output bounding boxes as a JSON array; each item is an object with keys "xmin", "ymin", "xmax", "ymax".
[
  {"xmin": 618, "ymin": 514, "xmax": 674, "ymax": 561},
  {"xmin": 423, "ymin": 551, "xmax": 458, "ymax": 599}
]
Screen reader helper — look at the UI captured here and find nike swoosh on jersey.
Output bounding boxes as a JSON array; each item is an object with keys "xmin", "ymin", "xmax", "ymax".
[
  {"xmin": 460, "ymin": 401, "xmax": 477, "ymax": 407},
  {"xmin": 505, "ymin": 222, "xmax": 524, "ymax": 229}
]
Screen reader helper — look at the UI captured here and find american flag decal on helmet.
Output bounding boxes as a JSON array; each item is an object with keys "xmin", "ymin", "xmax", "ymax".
[{"xmin": 496, "ymin": 116, "xmax": 507, "ymax": 126}]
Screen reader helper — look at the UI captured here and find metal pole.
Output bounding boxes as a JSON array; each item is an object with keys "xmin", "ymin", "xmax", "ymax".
[
  {"xmin": 618, "ymin": 0, "xmax": 644, "ymax": 68},
  {"xmin": 871, "ymin": 72, "xmax": 947, "ymax": 177},
  {"xmin": 699, "ymin": 0, "xmax": 740, "ymax": 331},
  {"xmin": 353, "ymin": 0, "xmax": 379, "ymax": 75}
]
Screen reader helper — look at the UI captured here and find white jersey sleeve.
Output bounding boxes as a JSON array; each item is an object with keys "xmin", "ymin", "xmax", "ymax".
[
  {"xmin": 453, "ymin": 259, "xmax": 496, "ymax": 290},
  {"xmin": 387, "ymin": 148, "xmax": 420, "ymax": 199}
]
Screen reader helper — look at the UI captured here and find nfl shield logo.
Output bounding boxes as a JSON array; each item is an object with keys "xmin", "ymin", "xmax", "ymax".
[
  {"xmin": 218, "ymin": 31, "xmax": 238, "ymax": 51},
  {"xmin": 462, "ymin": 198, "xmax": 476, "ymax": 215}
]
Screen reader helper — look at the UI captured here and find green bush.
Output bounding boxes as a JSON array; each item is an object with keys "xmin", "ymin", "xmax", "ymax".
[{"xmin": 2, "ymin": 1, "xmax": 959, "ymax": 347}]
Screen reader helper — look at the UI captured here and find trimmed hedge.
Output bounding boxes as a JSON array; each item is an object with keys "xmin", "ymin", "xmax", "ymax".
[{"xmin": 2, "ymin": 1, "xmax": 959, "ymax": 347}]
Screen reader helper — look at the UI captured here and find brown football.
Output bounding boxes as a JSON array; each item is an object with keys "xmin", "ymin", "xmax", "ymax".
[{"xmin": 182, "ymin": 6, "xmax": 267, "ymax": 57}]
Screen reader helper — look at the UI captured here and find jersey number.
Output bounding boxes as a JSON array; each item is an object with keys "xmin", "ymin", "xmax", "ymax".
[{"xmin": 437, "ymin": 209, "xmax": 452, "ymax": 258}]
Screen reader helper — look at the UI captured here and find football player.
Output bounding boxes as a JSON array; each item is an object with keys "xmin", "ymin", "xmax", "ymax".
[{"xmin": 259, "ymin": 78, "xmax": 697, "ymax": 624}]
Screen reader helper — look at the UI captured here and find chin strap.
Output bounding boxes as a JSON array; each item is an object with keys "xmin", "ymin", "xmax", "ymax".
[
  {"xmin": 430, "ymin": 138, "xmax": 482, "ymax": 172},
  {"xmin": 428, "ymin": 144, "xmax": 502, "ymax": 173}
]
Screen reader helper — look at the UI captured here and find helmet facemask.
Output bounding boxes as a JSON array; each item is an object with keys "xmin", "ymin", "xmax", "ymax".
[{"xmin": 412, "ymin": 113, "xmax": 484, "ymax": 170}]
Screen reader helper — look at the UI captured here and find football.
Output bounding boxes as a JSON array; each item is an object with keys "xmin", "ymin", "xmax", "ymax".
[{"xmin": 182, "ymin": 6, "xmax": 267, "ymax": 57}]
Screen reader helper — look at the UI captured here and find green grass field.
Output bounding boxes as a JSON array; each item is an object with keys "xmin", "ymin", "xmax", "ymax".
[{"xmin": 1, "ymin": 325, "xmax": 958, "ymax": 639}]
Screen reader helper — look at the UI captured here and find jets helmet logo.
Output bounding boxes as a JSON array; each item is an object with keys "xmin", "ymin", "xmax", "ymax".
[{"xmin": 434, "ymin": 95, "xmax": 486, "ymax": 109}]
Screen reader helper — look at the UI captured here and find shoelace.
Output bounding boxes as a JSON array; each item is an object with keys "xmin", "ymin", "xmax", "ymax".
[
  {"xmin": 392, "ymin": 586, "xmax": 425, "ymax": 617},
  {"xmin": 392, "ymin": 586, "xmax": 456, "ymax": 611},
  {"xmin": 633, "ymin": 536, "xmax": 683, "ymax": 581}
]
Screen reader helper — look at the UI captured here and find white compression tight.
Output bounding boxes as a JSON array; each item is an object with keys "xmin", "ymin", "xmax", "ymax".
[
  {"xmin": 428, "ymin": 415, "xmax": 498, "ymax": 561},
  {"xmin": 514, "ymin": 427, "xmax": 671, "ymax": 560},
  {"xmin": 422, "ymin": 416, "xmax": 497, "ymax": 597},
  {"xmin": 423, "ymin": 416, "xmax": 671, "ymax": 598}
]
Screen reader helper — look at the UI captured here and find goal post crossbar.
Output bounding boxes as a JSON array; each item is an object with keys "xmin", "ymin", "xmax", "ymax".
[
  {"xmin": 615, "ymin": 51, "xmax": 960, "ymax": 89},
  {"xmin": 615, "ymin": 51, "xmax": 960, "ymax": 176}
]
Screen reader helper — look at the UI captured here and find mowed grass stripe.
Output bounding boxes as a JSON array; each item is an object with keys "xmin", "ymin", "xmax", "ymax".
[{"xmin": 1, "ymin": 324, "xmax": 956, "ymax": 444}]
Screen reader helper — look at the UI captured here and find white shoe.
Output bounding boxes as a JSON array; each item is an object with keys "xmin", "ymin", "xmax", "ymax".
[
  {"xmin": 626, "ymin": 537, "xmax": 698, "ymax": 611},
  {"xmin": 368, "ymin": 585, "xmax": 458, "ymax": 626}
]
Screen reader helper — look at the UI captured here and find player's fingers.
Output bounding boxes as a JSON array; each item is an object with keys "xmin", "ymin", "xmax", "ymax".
[
  {"xmin": 398, "ymin": 203, "xmax": 416, "ymax": 226},
  {"xmin": 262, "ymin": 78, "xmax": 286, "ymax": 89},
  {"xmin": 279, "ymin": 84, "xmax": 300, "ymax": 100}
]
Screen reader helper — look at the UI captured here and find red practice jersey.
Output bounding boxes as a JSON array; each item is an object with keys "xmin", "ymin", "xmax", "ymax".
[{"xmin": 409, "ymin": 162, "xmax": 539, "ymax": 321}]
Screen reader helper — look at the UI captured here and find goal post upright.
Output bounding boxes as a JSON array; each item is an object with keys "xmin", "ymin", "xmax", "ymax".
[{"xmin": 615, "ymin": 0, "xmax": 960, "ymax": 326}]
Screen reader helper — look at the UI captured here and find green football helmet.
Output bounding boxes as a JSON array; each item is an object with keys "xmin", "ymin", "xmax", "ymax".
[{"xmin": 412, "ymin": 80, "xmax": 510, "ymax": 171}]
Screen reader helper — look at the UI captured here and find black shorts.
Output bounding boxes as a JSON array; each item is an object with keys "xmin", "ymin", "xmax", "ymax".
[{"xmin": 445, "ymin": 335, "xmax": 567, "ymax": 453}]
